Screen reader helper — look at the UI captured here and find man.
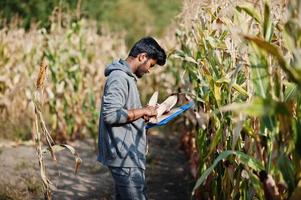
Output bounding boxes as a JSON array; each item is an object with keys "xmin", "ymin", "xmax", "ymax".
[{"xmin": 98, "ymin": 37, "xmax": 166, "ymax": 200}]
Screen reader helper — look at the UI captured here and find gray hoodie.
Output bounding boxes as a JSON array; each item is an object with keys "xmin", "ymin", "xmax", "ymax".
[{"xmin": 97, "ymin": 59, "xmax": 146, "ymax": 169}]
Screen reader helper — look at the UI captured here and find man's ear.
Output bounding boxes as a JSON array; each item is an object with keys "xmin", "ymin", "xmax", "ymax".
[{"xmin": 138, "ymin": 53, "xmax": 147, "ymax": 62}]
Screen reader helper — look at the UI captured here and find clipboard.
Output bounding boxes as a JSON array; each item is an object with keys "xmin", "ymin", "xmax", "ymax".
[
  {"xmin": 145, "ymin": 91, "xmax": 194, "ymax": 129},
  {"xmin": 146, "ymin": 101, "xmax": 194, "ymax": 129}
]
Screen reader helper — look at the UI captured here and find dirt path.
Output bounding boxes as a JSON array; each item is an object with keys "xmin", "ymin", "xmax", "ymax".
[{"xmin": 0, "ymin": 129, "xmax": 193, "ymax": 200}]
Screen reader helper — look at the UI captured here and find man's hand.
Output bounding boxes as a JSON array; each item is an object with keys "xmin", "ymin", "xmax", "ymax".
[
  {"xmin": 143, "ymin": 105, "xmax": 157, "ymax": 122},
  {"xmin": 127, "ymin": 106, "xmax": 157, "ymax": 123},
  {"xmin": 144, "ymin": 105, "xmax": 157, "ymax": 116}
]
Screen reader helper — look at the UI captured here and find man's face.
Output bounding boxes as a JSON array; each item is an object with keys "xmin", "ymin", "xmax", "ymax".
[{"xmin": 135, "ymin": 55, "xmax": 157, "ymax": 78}]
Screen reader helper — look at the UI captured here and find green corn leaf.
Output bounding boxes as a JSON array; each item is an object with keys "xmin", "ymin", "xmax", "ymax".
[
  {"xmin": 293, "ymin": 119, "xmax": 301, "ymax": 157},
  {"xmin": 207, "ymin": 124, "xmax": 222, "ymax": 157},
  {"xmin": 283, "ymin": 24, "xmax": 296, "ymax": 51},
  {"xmin": 219, "ymin": 97, "xmax": 289, "ymax": 116},
  {"xmin": 207, "ymin": 36, "xmax": 218, "ymax": 48},
  {"xmin": 192, "ymin": 150, "xmax": 264, "ymax": 194},
  {"xmin": 249, "ymin": 44, "xmax": 270, "ymax": 98},
  {"xmin": 284, "ymin": 19, "xmax": 301, "ymax": 48},
  {"xmin": 244, "ymin": 35, "xmax": 286, "ymax": 66},
  {"xmin": 232, "ymin": 83, "xmax": 249, "ymax": 97},
  {"xmin": 263, "ymin": 1, "xmax": 274, "ymax": 42},
  {"xmin": 292, "ymin": 50, "xmax": 301, "ymax": 70},
  {"xmin": 214, "ymin": 83, "xmax": 222, "ymax": 107},
  {"xmin": 216, "ymin": 77, "xmax": 249, "ymax": 97},
  {"xmin": 219, "ymin": 100, "xmax": 265, "ymax": 116},
  {"xmin": 244, "ymin": 35, "xmax": 301, "ymax": 86},
  {"xmin": 284, "ymin": 81, "xmax": 298, "ymax": 101},
  {"xmin": 277, "ymin": 153, "xmax": 295, "ymax": 195},
  {"xmin": 88, "ymin": 89, "xmax": 96, "ymax": 106},
  {"xmin": 236, "ymin": 5, "xmax": 261, "ymax": 23},
  {"xmin": 216, "ymin": 77, "xmax": 230, "ymax": 84},
  {"xmin": 184, "ymin": 55, "xmax": 198, "ymax": 64},
  {"xmin": 261, "ymin": 115, "xmax": 276, "ymax": 132},
  {"xmin": 197, "ymin": 129, "xmax": 208, "ymax": 168}
]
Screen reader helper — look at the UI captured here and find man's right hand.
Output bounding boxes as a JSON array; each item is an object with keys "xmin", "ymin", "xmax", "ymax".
[
  {"xmin": 143, "ymin": 105, "xmax": 157, "ymax": 117},
  {"xmin": 143, "ymin": 106, "xmax": 157, "ymax": 122},
  {"xmin": 127, "ymin": 106, "xmax": 157, "ymax": 123}
]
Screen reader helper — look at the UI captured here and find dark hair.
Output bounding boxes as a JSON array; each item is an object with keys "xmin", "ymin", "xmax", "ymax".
[{"xmin": 128, "ymin": 37, "xmax": 166, "ymax": 66}]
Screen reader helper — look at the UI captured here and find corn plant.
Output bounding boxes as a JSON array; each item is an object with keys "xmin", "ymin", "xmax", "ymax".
[
  {"xmin": 172, "ymin": 0, "xmax": 301, "ymax": 199},
  {"xmin": 0, "ymin": 10, "xmax": 127, "ymax": 143},
  {"xmin": 32, "ymin": 57, "xmax": 81, "ymax": 200},
  {"xmin": 173, "ymin": 3, "xmax": 252, "ymax": 198}
]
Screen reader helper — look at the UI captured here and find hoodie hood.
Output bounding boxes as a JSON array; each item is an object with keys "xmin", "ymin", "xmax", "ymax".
[{"xmin": 104, "ymin": 59, "xmax": 137, "ymax": 81}]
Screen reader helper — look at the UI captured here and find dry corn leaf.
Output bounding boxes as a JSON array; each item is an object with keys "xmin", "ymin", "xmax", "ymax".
[
  {"xmin": 42, "ymin": 144, "xmax": 82, "ymax": 175},
  {"xmin": 195, "ymin": 110, "xmax": 209, "ymax": 130}
]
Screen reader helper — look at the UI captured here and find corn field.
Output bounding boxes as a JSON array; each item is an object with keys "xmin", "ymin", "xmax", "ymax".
[
  {"xmin": 172, "ymin": 0, "xmax": 301, "ymax": 199},
  {"xmin": 0, "ymin": 12, "xmax": 128, "ymax": 143},
  {"xmin": 1, "ymin": 0, "xmax": 301, "ymax": 199}
]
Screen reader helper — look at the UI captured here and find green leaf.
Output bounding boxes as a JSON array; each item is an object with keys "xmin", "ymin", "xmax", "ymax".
[
  {"xmin": 219, "ymin": 98, "xmax": 267, "ymax": 116},
  {"xmin": 277, "ymin": 153, "xmax": 295, "ymax": 195},
  {"xmin": 184, "ymin": 55, "xmax": 198, "ymax": 64},
  {"xmin": 244, "ymin": 35, "xmax": 301, "ymax": 86},
  {"xmin": 88, "ymin": 89, "xmax": 96, "ymax": 106},
  {"xmin": 261, "ymin": 115, "xmax": 276, "ymax": 132},
  {"xmin": 284, "ymin": 81, "xmax": 298, "ymax": 101},
  {"xmin": 216, "ymin": 77, "xmax": 249, "ymax": 97},
  {"xmin": 249, "ymin": 43, "xmax": 270, "ymax": 98},
  {"xmin": 263, "ymin": 1, "xmax": 274, "ymax": 42},
  {"xmin": 284, "ymin": 19, "xmax": 301, "ymax": 48},
  {"xmin": 192, "ymin": 150, "xmax": 264, "ymax": 194},
  {"xmin": 293, "ymin": 119, "xmax": 301, "ymax": 157},
  {"xmin": 219, "ymin": 97, "xmax": 289, "ymax": 117},
  {"xmin": 207, "ymin": 123, "xmax": 222, "ymax": 157},
  {"xmin": 236, "ymin": 5, "xmax": 261, "ymax": 23},
  {"xmin": 283, "ymin": 25, "xmax": 296, "ymax": 51},
  {"xmin": 231, "ymin": 83, "xmax": 249, "ymax": 97},
  {"xmin": 214, "ymin": 83, "xmax": 222, "ymax": 107},
  {"xmin": 206, "ymin": 36, "xmax": 218, "ymax": 48}
]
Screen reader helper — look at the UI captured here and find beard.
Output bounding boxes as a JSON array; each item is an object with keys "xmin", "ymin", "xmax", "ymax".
[
  {"xmin": 135, "ymin": 60, "xmax": 148, "ymax": 78},
  {"xmin": 136, "ymin": 66, "xmax": 145, "ymax": 78}
]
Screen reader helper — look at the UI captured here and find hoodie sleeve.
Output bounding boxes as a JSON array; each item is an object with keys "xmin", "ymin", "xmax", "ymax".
[{"xmin": 102, "ymin": 75, "xmax": 129, "ymax": 125}]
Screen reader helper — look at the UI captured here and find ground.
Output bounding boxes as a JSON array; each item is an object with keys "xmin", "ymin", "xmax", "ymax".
[{"xmin": 0, "ymin": 129, "xmax": 193, "ymax": 200}]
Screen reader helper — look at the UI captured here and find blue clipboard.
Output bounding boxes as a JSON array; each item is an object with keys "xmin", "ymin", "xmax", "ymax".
[{"xmin": 146, "ymin": 101, "xmax": 194, "ymax": 129}]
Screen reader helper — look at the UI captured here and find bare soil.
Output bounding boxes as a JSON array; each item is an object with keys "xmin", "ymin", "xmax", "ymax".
[{"xmin": 0, "ymin": 129, "xmax": 193, "ymax": 200}]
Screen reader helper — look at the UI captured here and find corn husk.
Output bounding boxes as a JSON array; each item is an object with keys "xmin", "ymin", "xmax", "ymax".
[
  {"xmin": 156, "ymin": 95, "xmax": 178, "ymax": 117},
  {"xmin": 148, "ymin": 91, "xmax": 158, "ymax": 106},
  {"xmin": 149, "ymin": 94, "xmax": 178, "ymax": 123}
]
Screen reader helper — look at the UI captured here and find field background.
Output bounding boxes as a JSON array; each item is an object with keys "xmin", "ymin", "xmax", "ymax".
[{"xmin": 1, "ymin": 0, "xmax": 301, "ymax": 199}]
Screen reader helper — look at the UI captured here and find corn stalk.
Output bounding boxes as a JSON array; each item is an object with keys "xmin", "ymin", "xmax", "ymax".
[
  {"xmin": 172, "ymin": 0, "xmax": 301, "ymax": 199},
  {"xmin": 0, "ymin": 9, "xmax": 127, "ymax": 143},
  {"xmin": 32, "ymin": 57, "xmax": 82, "ymax": 200}
]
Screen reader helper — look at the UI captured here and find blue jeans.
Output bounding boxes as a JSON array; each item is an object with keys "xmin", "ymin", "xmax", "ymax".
[{"xmin": 109, "ymin": 167, "xmax": 147, "ymax": 200}]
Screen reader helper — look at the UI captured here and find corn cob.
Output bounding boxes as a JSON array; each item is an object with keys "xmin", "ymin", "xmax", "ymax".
[
  {"xmin": 149, "ymin": 94, "xmax": 178, "ymax": 123},
  {"xmin": 148, "ymin": 91, "xmax": 158, "ymax": 106}
]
